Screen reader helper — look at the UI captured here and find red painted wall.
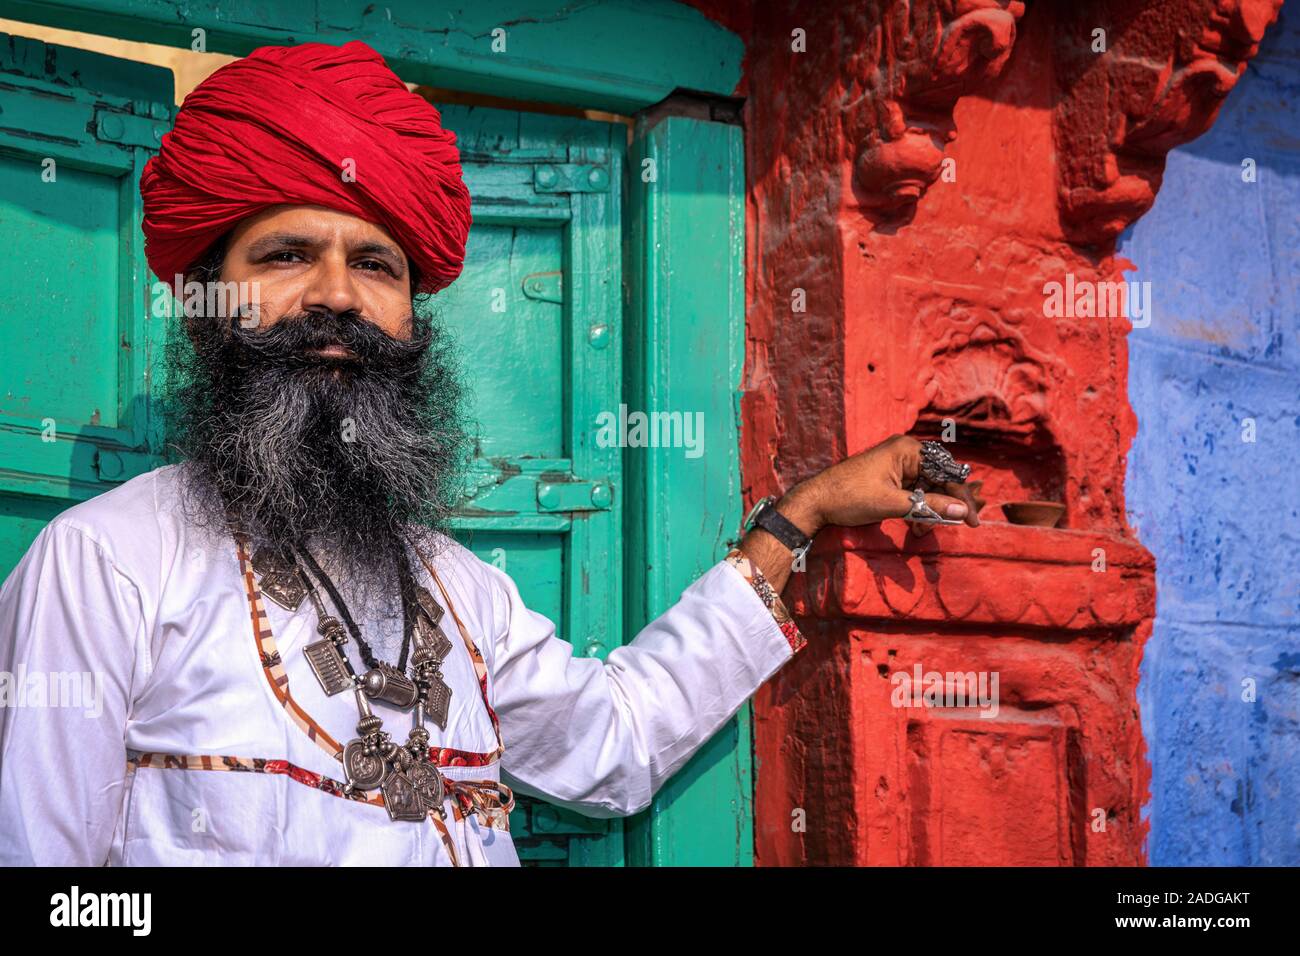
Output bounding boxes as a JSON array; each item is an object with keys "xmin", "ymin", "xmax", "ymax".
[{"xmin": 687, "ymin": 0, "xmax": 1279, "ymax": 865}]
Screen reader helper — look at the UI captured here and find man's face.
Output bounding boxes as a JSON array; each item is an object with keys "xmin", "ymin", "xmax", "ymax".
[
  {"xmin": 220, "ymin": 204, "xmax": 415, "ymax": 344},
  {"xmin": 165, "ymin": 202, "xmax": 467, "ymax": 599}
]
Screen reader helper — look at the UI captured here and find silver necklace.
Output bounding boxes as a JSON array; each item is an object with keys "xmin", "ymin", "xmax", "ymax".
[{"xmin": 259, "ymin": 544, "xmax": 456, "ymax": 822}]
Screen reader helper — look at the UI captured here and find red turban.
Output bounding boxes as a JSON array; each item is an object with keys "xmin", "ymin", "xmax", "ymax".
[{"xmin": 140, "ymin": 40, "xmax": 471, "ymax": 294}]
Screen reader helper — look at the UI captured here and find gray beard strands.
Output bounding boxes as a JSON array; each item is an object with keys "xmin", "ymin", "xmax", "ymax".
[{"xmin": 163, "ymin": 305, "xmax": 469, "ymax": 607}]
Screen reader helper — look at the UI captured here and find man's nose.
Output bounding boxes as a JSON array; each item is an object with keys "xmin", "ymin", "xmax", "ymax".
[{"xmin": 299, "ymin": 252, "xmax": 363, "ymax": 317}]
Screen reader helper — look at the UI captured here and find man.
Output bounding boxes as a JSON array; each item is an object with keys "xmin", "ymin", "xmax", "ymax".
[{"xmin": 0, "ymin": 41, "xmax": 980, "ymax": 866}]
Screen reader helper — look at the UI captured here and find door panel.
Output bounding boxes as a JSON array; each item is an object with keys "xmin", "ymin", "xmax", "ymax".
[
  {"xmin": 0, "ymin": 35, "xmax": 172, "ymax": 572},
  {"xmin": 436, "ymin": 223, "xmax": 566, "ymax": 458},
  {"xmin": 0, "ymin": 158, "xmax": 120, "ymax": 423}
]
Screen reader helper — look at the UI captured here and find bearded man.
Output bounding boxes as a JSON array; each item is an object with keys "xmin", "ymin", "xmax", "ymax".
[{"xmin": 0, "ymin": 41, "xmax": 981, "ymax": 866}]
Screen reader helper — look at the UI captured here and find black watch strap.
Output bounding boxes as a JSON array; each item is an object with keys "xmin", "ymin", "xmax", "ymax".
[{"xmin": 744, "ymin": 496, "xmax": 812, "ymax": 554}]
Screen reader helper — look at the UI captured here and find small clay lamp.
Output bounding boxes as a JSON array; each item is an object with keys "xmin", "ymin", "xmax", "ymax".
[{"xmin": 1001, "ymin": 500, "xmax": 1066, "ymax": 528}]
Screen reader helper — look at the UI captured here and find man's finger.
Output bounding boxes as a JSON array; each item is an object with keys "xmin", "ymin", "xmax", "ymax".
[
  {"xmin": 906, "ymin": 492, "xmax": 967, "ymax": 538},
  {"xmin": 885, "ymin": 488, "xmax": 970, "ymax": 523},
  {"xmin": 891, "ymin": 435, "xmax": 924, "ymax": 485},
  {"xmin": 943, "ymin": 480, "xmax": 983, "ymax": 527},
  {"xmin": 925, "ymin": 492, "xmax": 970, "ymax": 522}
]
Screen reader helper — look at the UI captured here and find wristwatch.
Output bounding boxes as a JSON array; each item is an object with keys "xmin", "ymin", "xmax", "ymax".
[{"xmin": 743, "ymin": 496, "xmax": 813, "ymax": 557}]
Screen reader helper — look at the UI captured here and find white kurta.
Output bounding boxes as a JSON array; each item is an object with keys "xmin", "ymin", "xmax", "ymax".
[{"xmin": 0, "ymin": 464, "xmax": 805, "ymax": 866}]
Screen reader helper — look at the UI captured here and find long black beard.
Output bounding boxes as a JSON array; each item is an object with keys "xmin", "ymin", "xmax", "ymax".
[{"xmin": 162, "ymin": 305, "xmax": 469, "ymax": 601}]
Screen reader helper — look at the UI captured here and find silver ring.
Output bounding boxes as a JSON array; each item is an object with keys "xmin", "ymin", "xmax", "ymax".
[
  {"xmin": 919, "ymin": 440, "xmax": 971, "ymax": 486},
  {"xmin": 907, "ymin": 488, "xmax": 942, "ymax": 522},
  {"xmin": 906, "ymin": 488, "xmax": 961, "ymax": 525}
]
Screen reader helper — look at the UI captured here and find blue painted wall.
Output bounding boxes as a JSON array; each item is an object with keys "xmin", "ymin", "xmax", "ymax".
[{"xmin": 1119, "ymin": 10, "xmax": 1299, "ymax": 865}]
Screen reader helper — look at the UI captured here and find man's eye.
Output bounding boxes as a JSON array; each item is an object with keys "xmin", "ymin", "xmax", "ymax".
[
  {"xmin": 265, "ymin": 251, "xmax": 304, "ymax": 263},
  {"xmin": 356, "ymin": 259, "xmax": 395, "ymax": 276}
]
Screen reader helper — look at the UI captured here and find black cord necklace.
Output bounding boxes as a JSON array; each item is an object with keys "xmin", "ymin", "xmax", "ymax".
[{"xmin": 296, "ymin": 545, "xmax": 419, "ymax": 672}]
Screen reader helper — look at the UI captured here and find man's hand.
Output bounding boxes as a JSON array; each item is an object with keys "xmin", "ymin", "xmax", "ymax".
[
  {"xmin": 738, "ymin": 434, "xmax": 985, "ymax": 594},
  {"xmin": 787, "ymin": 434, "xmax": 983, "ymax": 532}
]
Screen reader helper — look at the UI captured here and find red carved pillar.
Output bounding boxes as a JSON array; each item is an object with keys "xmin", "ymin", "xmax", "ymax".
[{"xmin": 735, "ymin": 0, "xmax": 1280, "ymax": 865}]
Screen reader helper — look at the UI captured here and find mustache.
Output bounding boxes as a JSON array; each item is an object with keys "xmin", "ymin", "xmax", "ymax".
[{"xmin": 224, "ymin": 309, "xmax": 432, "ymax": 370}]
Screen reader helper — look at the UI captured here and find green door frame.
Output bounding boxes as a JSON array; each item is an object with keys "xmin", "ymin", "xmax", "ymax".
[
  {"xmin": 624, "ymin": 110, "xmax": 750, "ymax": 865},
  {"xmin": 0, "ymin": 0, "xmax": 751, "ymax": 866}
]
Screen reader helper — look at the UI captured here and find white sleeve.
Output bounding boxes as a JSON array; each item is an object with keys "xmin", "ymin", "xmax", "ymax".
[
  {"xmin": 488, "ymin": 554, "xmax": 805, "ymax": 818},
  {"xmin": 0, "ymin": 521, "xmax": 148, "ymax": 865}
]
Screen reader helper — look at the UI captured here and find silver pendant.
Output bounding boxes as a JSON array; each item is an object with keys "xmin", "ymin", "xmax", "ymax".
[
  {"xmin": 402, "ymin": 705, "xmax": 443, "ymax": 816},
  {"xmin": 305, "ymin": 638, "xmax": 352, "ymax": 696},
  {"xmin": 425, "ymin": 671, "xmax": 452, "ymax": 731},
  {"xmin": 361, "ymin": 663, "xmax": 420, "ymax": 709},
  {"xmin": 382, "ymin": 769, "xmax": 427, "ymax": 822},
  {"xmin": 408, "ymin": 759, "xmax": 445, "ymax": 811},
  {"xmin": 342, "ymin": 738, "xmax": 386, "ymax": 790},
  {"xmin": 252, "ymin": 547, "xmax": 307, "ymax": 611},
  {"xmin": 415, "ymin": 586, "xmax": 445, "ymax": 627},
  {"xmin": 413, "ymin": 616, "xmax": 453, "ymax": 662}
]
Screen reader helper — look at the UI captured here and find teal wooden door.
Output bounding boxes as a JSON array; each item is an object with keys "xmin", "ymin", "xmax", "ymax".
[
  {"xmin": 0, "ymin": 35, "xmax": 172, "ymax": 573},
  {"xmin": 0, "ymin": 37, "xmax": 628, "ymax": 866}
]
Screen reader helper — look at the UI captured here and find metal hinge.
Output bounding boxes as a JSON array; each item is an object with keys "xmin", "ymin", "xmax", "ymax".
[
  {"xmin": 94, "ymin": 108, "xmax": 168, "ymax": 150},
  {"xmin": 536, "ymin": 478, "xmax": 613, "ymax": 512},
  {"xmin": 533, "ymin": 162, "xmax": 611, "ymax": 193}
]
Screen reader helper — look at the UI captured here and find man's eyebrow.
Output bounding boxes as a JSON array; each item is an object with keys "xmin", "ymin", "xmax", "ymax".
[{"xmin": 244, "ymin": 233, "xmax": 320, "ymax": 256}]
